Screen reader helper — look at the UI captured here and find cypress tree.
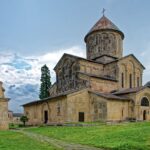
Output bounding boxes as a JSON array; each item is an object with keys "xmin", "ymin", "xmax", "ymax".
[{"xmin": 39, "ymin": 64, "xmax": 51, "ymax": 99}]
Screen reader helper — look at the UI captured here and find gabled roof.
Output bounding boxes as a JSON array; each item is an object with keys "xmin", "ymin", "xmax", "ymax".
[
  {"xmin": 85, "ymin": 15, "xmax": 124, "ymax": 41},
  {"xmin": 119, "ymin": 54, "xmax": 145, "ymax": 69},
  {"xmin": 23, "ymin": 87, "xmax": 131, "ymax": 107},
  {"xmin": 78, "ymin": 71, "xmax": 118, "ymax": 82},
  {"xmin": 92, "ymin": 54, "xmax": 118, "ymax": 61},
  {"xmin": 22, "ymin": 88, "xmax": 84, "ymax": 107},
  {"xmin": 0, "ymin": 97, "xmax": 10, "ymax": 101},
  {"xmin": 48, "ymin": 82, "xmax": 56, "ymax": 90},
  {"xmin": 89, "ymin": 90, "xmax": 130, "ymax": 101},
  {"xmin": 113, "ymin": 86, "xmax": 147, "ymax": 95},
  {"xmin": 54, "ymin": 53, "xmax": 104, "ymax": 70},
  {"xmin": 22, "ymin": 93, "xmax": 67, "ymax": 107}
]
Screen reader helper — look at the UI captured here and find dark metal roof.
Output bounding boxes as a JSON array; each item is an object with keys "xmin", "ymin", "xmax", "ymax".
[
  {"xmin": 103, "ymin": 54, "xmax": 145, "ymax": 69},
  {"xmin": 85, "ymin": 15, "xmax": 124, "ymax": 42},
  {"xmin": 119, "ymin": 54, "xmax": 145, "ymax": 69},
  {"xmin": 54, "ymin": 53, "xmax": 104, "ymax": 70},
  {"xmin": 13, "ymin": 113, "xmax": 23, "ymax": 117},
  {"xmin": 78, "ymin": 71, "xmax": 118, "ymax": 82},
  {"xmin": 22, "ymin": 93, "xmax": 67, "ymax": 107},
  {"xmin": 0, "ymin": 97, "xmax": 10, "ymax": 101},
  {"xmin": 113, "ymin": 86, "xmax": 146, "ymax": 95},
  {"xmin": 23, "ymin": 87, "xmax": 131, "ymax": 107},
  {"xmin": 145, "ymin": 81, "xmax": 150, "ymax": 88},
  {"xmin": 92, "ymin": 54, "xmax": 118, "ymax": 61},
  {"xmin": 22, "ymin": 88, "xmax": 83, "ymax": 107},
  {"xmin": 8, "ymin": 110, "xmax": 13, "ymax": 112},
  {"xmin": 89, "ymin": 90, "xmax": 130, "ymax": 101}
]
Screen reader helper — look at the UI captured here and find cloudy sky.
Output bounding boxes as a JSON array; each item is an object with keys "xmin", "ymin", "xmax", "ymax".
[{"xmin": 0, "ymin": 0, "xmax": 150, "ymax": 112}]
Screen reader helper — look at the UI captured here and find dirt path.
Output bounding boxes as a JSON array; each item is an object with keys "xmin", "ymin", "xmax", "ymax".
[{"xmin": 13, "ymin": 129, "xmax": 105, "ymax": 150}]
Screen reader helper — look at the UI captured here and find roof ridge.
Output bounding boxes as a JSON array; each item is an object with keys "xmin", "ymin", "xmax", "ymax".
[{"xmin": 85, "ymin": 15, "xmax": 124, "ymax": 41}]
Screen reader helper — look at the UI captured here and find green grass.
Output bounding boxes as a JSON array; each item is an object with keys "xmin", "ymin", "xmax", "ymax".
[
  {"xmin": 0, "ymin": 130, "xmax": 59, "ymax": 150},
  {"xmin": 26, "ymin": 122, "xmax": 150, "ymax": 150}
]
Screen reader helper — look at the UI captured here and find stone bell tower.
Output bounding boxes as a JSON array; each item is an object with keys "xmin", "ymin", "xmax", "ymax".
[
  {"xmin": 84, "ymin": 14, "xmax": 124, "ymax": 63},
  {"xmin": 0, "ymin": 81, "xmax": 5, "ymax": 98},
  {"xmin": 0, "ymin": 81, "xmax": 9, "ymax": 130}
]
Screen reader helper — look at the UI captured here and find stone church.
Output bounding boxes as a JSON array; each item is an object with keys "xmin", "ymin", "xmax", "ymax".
[
  {"xmin": 0, "ymin": 81, "xmax": 9, "ymax": 129},
  {"xmin": 23, "ymin": 14, "xmax": 150, "ymax": 125}
]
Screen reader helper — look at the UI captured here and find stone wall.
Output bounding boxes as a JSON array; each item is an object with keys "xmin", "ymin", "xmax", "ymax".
[
  {"xmin": 90, "ymin": 77, "xmax": 118, "ymax": 93},
  {"xmin": 90, "ymin": 93, "xmax": 107, "ymax": 121},
  {"xmin": 0, "ymin": 81, "xmax": 5, "ymax": 97},
  {"xmin": 118, "ymin": 55, "xmax": 143, "ymax": 89},
  {"xmin": 79, "ymin": 60, "xmax": 104, "ymax": 76},
  {"xmin": 66, "ymin": 89, "xmax": 92, "ymax": 122},
  {"xmin": 79, "ymin": 73, "xmax": 118, "ymax": 93},
  {"xmin": 24, "ymin": 96, "xmax": 67, "ymax": 125},
  {"xmin": 104, "ymin": 61, "xmax": 118, "ymax": 79},
  {"xmin": 49, "ymin": 83, "xmax": 57, "ymax": 96},
  {"xmin": 0, "ymin": 99, "xmax": 9, "ymax": 130},
  {"xmin": 25, "ymin": 89, "xmax": 109, "ymax": 124},
  {"xmin": 86, "ymin": 31, "xmax": 123, "ymax": 61},
  {"xmin": 0, "ymin": 82, "xmax": 9, "ymax": 130},
  {"xmin": 54, "ymin": 55, "xmax": 87, "ymax": 94},
  {"xmin": 132, "ymin": 88, "xmax": 150, "ymax": 121},
  {"xmin": 107, "ymin": 99, "xmax": 129, "ymax": 121},
  {"xmin": 114, "ymin": 87, "xmax": 150, "ymax": 121}
]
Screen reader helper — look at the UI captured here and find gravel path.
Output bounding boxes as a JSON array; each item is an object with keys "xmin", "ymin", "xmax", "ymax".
[{"xmin": 13, "ymin": 129, "xmax": 105, "ymax": 150}]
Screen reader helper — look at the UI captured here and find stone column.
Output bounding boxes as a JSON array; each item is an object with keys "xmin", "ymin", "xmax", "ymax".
[{"xmin": 0, "ymin": 81, "xmax": 5, "ymax": 98}]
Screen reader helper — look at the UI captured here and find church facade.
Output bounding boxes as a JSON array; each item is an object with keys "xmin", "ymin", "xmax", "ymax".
[
  {"xmin": 23, "ymin": 15, "xmax": 150, "ymax": 125},
  {"xmin": 0, "ymin": 81, "xmax": 9, "ymax": 130}
]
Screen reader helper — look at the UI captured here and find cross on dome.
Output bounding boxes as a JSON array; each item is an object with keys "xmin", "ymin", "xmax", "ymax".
[{"xmin": 102, "ymin": 8, "xmax": 106, "ymax": 16}]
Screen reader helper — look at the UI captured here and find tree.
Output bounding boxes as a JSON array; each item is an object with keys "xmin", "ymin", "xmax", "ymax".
[
  {"xmin": 39, "ymin": 64, "xmax": 51, "ymax": 99},
  {"xmin": 20, "ymin": 116, "xmax": 28, "ymax": 127}
]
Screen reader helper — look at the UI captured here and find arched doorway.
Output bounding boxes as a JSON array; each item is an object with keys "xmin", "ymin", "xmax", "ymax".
[
  {"xmin": 44, "ymin": 110, "xmax": 48, "ymax": 124},
  {"xmin": 141, "ymin": 97, "xmax": 149, "ymax": 121},
  {"xmin": 42, "ymin": 103, "xmax": 50, "ymax": 124},
  {"xmin": 143, "ymin": 110, "xmax": 146, "ymax": 120}
]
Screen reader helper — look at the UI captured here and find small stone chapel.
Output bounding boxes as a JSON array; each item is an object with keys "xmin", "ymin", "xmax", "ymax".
[{"xmin": 0, "ymin": 81, "xmax": 9, "ymax": 129}]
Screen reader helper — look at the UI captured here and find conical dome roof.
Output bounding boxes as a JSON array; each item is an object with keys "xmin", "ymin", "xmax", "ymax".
[
  {"xmin": 145, "ymin": 81, "xmax": 150, "ymax": 88},
  {"xmin": 85, "ymin": 15, "xmax": 124, "ymax": 42}
]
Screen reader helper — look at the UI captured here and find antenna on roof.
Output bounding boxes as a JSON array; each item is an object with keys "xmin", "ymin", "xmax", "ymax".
[{"xmin": 102, "ymin": 8, "xmax": 106, "ymax": 16}]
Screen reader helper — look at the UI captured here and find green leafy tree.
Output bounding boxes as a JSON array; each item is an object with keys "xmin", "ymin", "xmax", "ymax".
[
  {"xmin": 20, "ymin": 116, "xmax": 28, "ymax": 127},
  {"xmin": 39, "ymin": 64, "xmax": 51, "ymax": 99}
]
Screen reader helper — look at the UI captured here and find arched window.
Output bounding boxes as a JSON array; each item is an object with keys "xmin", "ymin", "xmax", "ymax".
[
  {"xmin": 121, "ymin": 73, "xmax": 124, "ymax": 88},
  {"xmin": 141, "ymin": 97, "xmax": 149, "ymax": 106},
  {"xmin": 137, "ymin": 77, "xmax": 140, "ymax": 87},
  {"xmin": 57, "ymin": 102, "xmax": 61, "ymax": 116},
  {"xmin": 129, "ymin": 74, "xmax": 132, "ymax": 88}
]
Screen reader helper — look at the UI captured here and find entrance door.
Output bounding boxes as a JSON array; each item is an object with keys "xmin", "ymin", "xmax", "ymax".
[
  {"xmin": 143, "ymin": 110, "xmax": 146, "ymax": 120},
  {"xmin": 44, "ymin": 111, "xmax": 48, "ymax": 124},
  {"xmin": 79, "ymin": 112, "xmax": 84, "ymax": 122}
]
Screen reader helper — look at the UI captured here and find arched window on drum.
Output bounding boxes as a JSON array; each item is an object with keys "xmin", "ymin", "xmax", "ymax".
[{"xmin": 141, "ymin": 97, "xmax": 149, "ymax": 106}]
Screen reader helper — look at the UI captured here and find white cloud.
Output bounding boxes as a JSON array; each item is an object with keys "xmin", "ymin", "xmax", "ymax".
[
  {"xmin": 0, "ymin": 46, "xmax": 85, "ymax": 112},
  {"xmin": 139, "ymin": 42, "xmax": 150, "ymax": 84},
  {"xmin": 1, "ymin": 44, "xmax": 150, "ymax": 112},
  {"xmin": 0, "ymin": 46, "xmax": 85, "ymax": 84}
]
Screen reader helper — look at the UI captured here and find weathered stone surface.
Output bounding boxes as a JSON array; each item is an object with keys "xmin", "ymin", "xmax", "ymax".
[
  {"xmin": 23, "ymin": 14, "xmax": 150, "ymax": 125},
  {"xmin": 0, "ymin": 82, "xmax": 9, "ymax": 130},
  {"xmin": 86, "ymin": 31, "xmax": 123, "ymax": 61},
  {"xmin": 118, "ymin": 54, "xmax": 144, "ymax": 89}
]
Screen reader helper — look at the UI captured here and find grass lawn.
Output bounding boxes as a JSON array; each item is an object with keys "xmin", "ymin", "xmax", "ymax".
[
  {"xmin": 0, "ymin": 130, "xmax": 59, "ymax": 150},
  {"xmin": 26, "ymin": 122, "xmax": 150, "ymax": 150}
]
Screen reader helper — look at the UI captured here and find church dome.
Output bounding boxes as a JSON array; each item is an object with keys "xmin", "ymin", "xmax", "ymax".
[
  {"xmin": 144, "ymin": 81, "xmax": 150, "ymax": 88},
  {"xmin": 84, "ymin": 15, "xmax": 124, "ymax": 42},
  {"xmin": 85, "ymin": 15, "xmax": 124, "ymax": 60}
]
